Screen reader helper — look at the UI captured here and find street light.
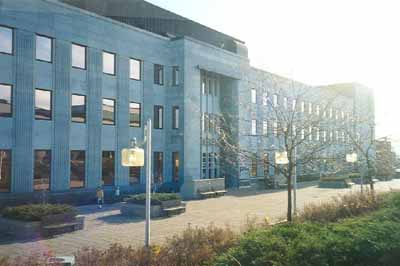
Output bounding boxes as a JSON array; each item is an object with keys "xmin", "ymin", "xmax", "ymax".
[
  {"xmin": 275, "ymin": 150, "xmax": 297, "ymax": 214},
  {"xmin": 121, "ymin": 119, "xmax": 152, "ymax": 248},
  {"xmin": 346, "ymin": 152, "xmax": 361, "ymax": 193}
]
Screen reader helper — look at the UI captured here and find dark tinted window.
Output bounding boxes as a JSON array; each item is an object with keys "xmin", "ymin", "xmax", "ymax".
[
  {"xmin": 71, "ymin": 94, "xmax": 86, "ymax": 123},
  {"xmin": 102, "ymin": 98, "xmax": 115, "ymax": 125},
  {"xmin": 154, "ymin": 105, "xmax": 163, "ymax": 129},
  {"xmin": 34, "ymin": 150, "xmax": 51, "ymax": 191},
  {"xmin": 154, "ymin": 64, "xmax": 164, "ymax": 85},
  {"xmin": 172, "ymin": 66, "xmax": 179, "ymax": 86},
  {"xmin": 0, "ymin": 26, "xmax": 13, "ymax": 54},
  {"xmin": 130, "ymin": 58, "xmax": 141, "ymax": 80},
  {"xmin": 172, "ymin": 106, "xmax": 179, "ymax": 129},
  {"xmin": 35, "ymin": 89, "xmax": 52, "ymax": 120},
  {"xmin": 0, "ymin": 150, "xmax": 11, "ymax": 192},
  {"xmin": 36, "ymin": 35, "xmax": 52, "ymax": 62},
  {"xmin": 103, "ymin": 51, "xmax": 115, "ymax": 75},
  {"xmin": 0, "ymin": 84, "xmax": 12, "ymax": 117},
  {"xmin": 102, "ymin": 151, "xmax": 115, "ymax": 186},
  {"xmin": 129, "ymin": 167, "xmax": 140, "ymax": 185},
  {"xmin": 71, "ymin": 151, "xmax": 85, "ymax": 189},
  {"xmin": 72, "ymin": 43, "xmax": 86, "ymax": 69},
  {"xmin": 130, "ymin": 102, "xmax": 141, "ymax": 127},
  {"xmin": 172, "ymin": 152, "xmax": 179, "ymax": 182},
  {"xmin": 153, "ymin": 152, "xmax": 163, "ymax": 184}
]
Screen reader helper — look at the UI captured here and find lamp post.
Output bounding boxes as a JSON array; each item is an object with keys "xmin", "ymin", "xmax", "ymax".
[
  {"xmin": 275, "ymin": 150, "xmax": 298, "ymax": 214},
  {"xmin": 346, "ymin": 152, "xmax": 360, "ymax": 192},
  {"xmin": 121, "ymin": 119, "xmax": 152, "ymax": 248}
]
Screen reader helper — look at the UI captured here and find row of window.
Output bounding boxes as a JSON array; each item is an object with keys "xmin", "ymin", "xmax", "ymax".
[
  {"xmin": 250, "ymin": 89, "xmax": 351, "ymax": 120},
  {"xmin": 0, "ymin": 84, "xmax": 180, "ymax": 129},
  {"xmin": 0, "ymin": 149, "xmax": 180, "ymax": 193},
  {"xmin": 250, "ymin": 119, "xmax": 353, "ymax": 143},
  {"xmin": 0, "ymin": 26, "xmax": 180, "ymax": 85}
]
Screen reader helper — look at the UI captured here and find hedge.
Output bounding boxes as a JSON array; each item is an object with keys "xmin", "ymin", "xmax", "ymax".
[{"xmin": 1, "ymin": 204, "xmax": 76, "ymax": 222}]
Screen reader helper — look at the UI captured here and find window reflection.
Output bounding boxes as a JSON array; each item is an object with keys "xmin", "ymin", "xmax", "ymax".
[
  {"xmin": 172, "ymin": 152, "xmax": 179, "ymax": 182},
  {"xmin": 154, "ymin": 105, "xmax": 163, "ymax": 129},
  {"xmin": 36, "ymin": 35, "xmax": 52, "ymax": 62},
  {"xmin": 0, "ymin": 150, "xmax": 11, "ymax": 193},
  {"xmin": 0, "ymin": 26, "xmax": 13, "ymax": 54},
  {"xmin": 102, "ymin": 151, "xmax": 115, "ymax": 186},
  {"xmin": 129, "ymin": 167, "xmax": 140, "ymax": 185},
  {"xmin": 72, "ymin": 43, "xmax": 86, "ymax": 69},
  {"xmin": 71, "ymin": 94, "xmax": 86, "ymax": 123},
  {"xmin": 130, "ymin": 58, "xmax": 141, "ymax": 80},
  {"xmin": 35, "ymin": 89, "xmax": 52, "ymax": 120},
  {"xmin": 129, "ymin": 102, "xmax": 141, "ymax": 127},
  {"xmin": 0, "ymin": 84, "xmax": 12, "ymax": 117},
  {"xmin": 70, "ymin": 151, "xmax": 85, "ymax": 189},
  {"xmin": 153, "ymin": 152, "xmax": 163, "ymax": 184},
  {"xmin": 102, "ymin": 98, "xmax": 115, "ymax": 125},
  {"xmin": 103, "ymin": 51, "xmax": 115, "ymax": 75},
  {"xmin": 34, "ymin": 150, "xmax": 51, "ymax": 191},
  {"xmin": 154, "ymin": 64, "xmax": 164, "ymax": 85}
]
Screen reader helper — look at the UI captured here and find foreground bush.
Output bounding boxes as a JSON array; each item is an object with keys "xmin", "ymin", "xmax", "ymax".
[
  {"xmin": 216, "ymin": 193, "xmax": 400, "ymax": 266},
  {"xmin": 1, "ymin": 204, "xmax": 76, "ymax": 222},
  {"xmin": 125, "ymin": 193, "xmax": 181, "ymax": 205},
  {"xmin": 296, "ymin": 191, "xmax": 384, "ymax": 223}
]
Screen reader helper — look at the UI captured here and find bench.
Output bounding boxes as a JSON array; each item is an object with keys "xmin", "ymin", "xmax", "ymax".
[
  {"xmin": 41, "ymin": 213, "xmax": 83, "ymax": 238},
  {"xmin": 161, "ymin": 201, "xmax": 186, "ymax": 217},
  {"xmin": 199, "ymin": 191, "xmax": 217, "ymax": 199}
]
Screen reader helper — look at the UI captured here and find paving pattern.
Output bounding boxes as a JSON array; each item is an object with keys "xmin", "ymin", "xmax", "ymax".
[{"xmin": 1, "ymin": 179, "xmax": 400, "ymax": 258}]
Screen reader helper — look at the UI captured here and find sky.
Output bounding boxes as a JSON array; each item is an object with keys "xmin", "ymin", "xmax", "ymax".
[{"xmin": 148, "ymin": 0, "xmax": 400, "ymax": 151}]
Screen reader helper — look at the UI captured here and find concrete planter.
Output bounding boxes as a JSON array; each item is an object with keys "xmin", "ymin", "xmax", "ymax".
[
  {"xmin": 120, "ymin": 199, "xmax": 183, "ymax": 218},
  {"xmin": 319, "ymin": 180, "xmax": 350, "ymax": 188},
  {"xmin": 0, "ymin": 214, "xmax": 84, "ymax": 239}
]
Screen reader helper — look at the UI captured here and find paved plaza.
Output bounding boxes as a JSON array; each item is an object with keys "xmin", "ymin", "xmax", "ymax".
[{"xmin": 1, "ymin": 179, "xmax": 400, "ymax": 258}]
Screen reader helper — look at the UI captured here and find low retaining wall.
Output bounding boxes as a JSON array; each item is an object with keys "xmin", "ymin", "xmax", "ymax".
[
  {"xmin": 121, "ymin": 203, "xmax": 162, "ymax": 218},
  {"xmin": 180, "ymin": 178, "xmax": 225, "ymax": 200},
  {"xmin": 319, "ymin": 180, "xmax": 350, "ymax": 189}
]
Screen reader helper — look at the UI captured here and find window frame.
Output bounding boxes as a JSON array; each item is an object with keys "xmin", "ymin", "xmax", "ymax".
[
  {"xmin": 33, "ymin": 149, "xmax": 52, "ymax": 191},
  {"xmin": 71, "ymin": 43, "xmax": 87, "ymax": 70},
  {"xmin": 153, "ymin": 151, "xmax": 164, "ymax": 184},
  {"xmin": 251, "ymin": 89, "xmax": 257, "ymax": 104},
  {"xmin": 71, "ymin": 93, "xmax": 86, "ymax": 123},
  {"xmin": 129, "ymin": 58, "xmax": 142, "ymax": 81},
  {"xmin": 0, "ymin": 83, "xmax": 12, "ymax": 118},
  {"xmin": 172, "ymin": 151, "xmax": 179, "ymax": 182},
  {"xmin": 129, "ymin": 101, "xmax": 141, "ymax": 128},
  {"xmin": 102, "ymin": 98, "xmax": 116, "ymax": 126},
  {"xmin": 154, "ymin": 64, "xmax": 164, "ymax": 85},
  {"xmin": 0, "ymin": 149, "xmax": 12, "ymax": 193},
  {"xmin": 102, "ymin": 50, "xmax": 116, "ymax": 76},
  {"xmin": 70, "ymin": 150, "xmax": 86, "ymax": 189},
  {"xmin": 172, "ymin": 106, "xmax": 179, "ymax": 129},
  {"xmin": 34, "ymin": 88, "xmax": 52, "ymax": 121},
  {"xmin": 154, "ymin": 105, "xmax": 164, "ymax": 129},
  {"xmin": 251, "ymin": 119, "xmax": 257, "ymax": 135},
  {"xmin": 172, "ymin": 66, "xmax": 180, "ymax": 86},
  {"xmin": 0, "ymin": 25, "xmax": 14, "ymax": 55},
  {"xmin": 35, "ymin": 34, "xmax": 53, "ymax": 63},
  {"xmin": 102, "ymin": 150, "xmax": 115, "ymax": 186}
]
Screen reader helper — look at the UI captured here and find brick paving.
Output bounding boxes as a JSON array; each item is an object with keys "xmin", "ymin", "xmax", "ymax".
[{"xmin": 1, "ymin": 179, "xmax": 400, "ymax": 258}]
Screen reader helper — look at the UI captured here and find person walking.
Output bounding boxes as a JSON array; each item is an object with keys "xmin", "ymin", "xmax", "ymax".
[{"xmin": 96, "ymin": 187, "xmax": 104, "ymax": 209}]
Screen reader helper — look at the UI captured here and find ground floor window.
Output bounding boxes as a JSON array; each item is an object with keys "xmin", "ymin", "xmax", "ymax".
[
  {"xmin": 129, "ymin": 167, "xmax": 140, "ymax": 185},
  {"xmin": 153, "ymin": 152, "xmax": 163, "ymax": 184},
  {"xmin": 0, "ymin": 150, "xmax": 11, "ymax": 192},
  {"xmin": 251, "ymin": 153, "xmax": 257, "ymax": 177},
  {"xmin": 34, "ymin": 150, "xmax": 51, "ymax": 191},
  {"xmin": 172, "ymin": 152, "xmax": 179, "ymax": 182},
  {"xmin": 263, "ymin": 153, "xmax": 269, "ymax": 177},
  {"xmin": 70, "ymin": 150, "xmax": 85, "ymax": 189},
  {"xmin": 102, "ymin": 151, "xmax": 115, "ymax": 186}
]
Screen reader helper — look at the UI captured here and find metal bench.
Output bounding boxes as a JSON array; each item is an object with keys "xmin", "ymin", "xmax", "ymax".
[{"xmin": 41, "ymin": 213, "xmax": 83, "ymax": 237}]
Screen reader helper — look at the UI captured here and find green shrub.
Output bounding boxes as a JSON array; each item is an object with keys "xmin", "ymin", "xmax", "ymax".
[
  {"xmin": 125, "ymin": 193, "xmax": 181, "ymax": 205},
  {"xmin": 320, "ymin": 175, "xmax": 349, "ymax": 182},
  {"xmin": 1, "ymin": 204, "xmax": 76, "ymax": 222},
  {"xmin": 348, "ymin": 172, "xmax": 361, "ymax": 179},
  {"xmin": 297, "ymin": 174, "xmax": 320, "ymax": 183}
]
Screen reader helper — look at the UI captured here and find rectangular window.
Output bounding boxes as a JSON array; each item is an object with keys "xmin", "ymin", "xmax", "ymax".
[
  {"xmin": 102, "ymin": 151, "xmax": 115, "ymax": 186},
  {"xmin": 154, "ymin": 105, "xmax": 164, "ymax": 129},
  {"xmin": 308, "ymin": 103, "xmax": 313, "ymax": 114},
  {"xmin": 129, "ymin": 167, "xmax": 140, "ymax": 185},
  {"xmin": 301, "ymin": 129, "xmax": 305, "ymax": 140},
  {"xmin": 154, "ymin": 64, "xmax": 164, "ymax": 85},
  {"xmin": 103, "ymin": 51, "xmax": 116, "ymax": 75},
  {"xmin": 172, "ymin": 106, "xmax": 179, "ymax": 129},
  {"xmin": 34, "ymin": 150, "xmax": 51, "ymax": 191},
  {"xmin": 251, "ymin": 119, "xmax": 257, "ymax": 135},
  {"xmin": 292, "ymin": 99, "xmax": 297, "ymax": 111},
  {"xmin": 0, "ymin": 84, "xmax": 12, "ymax": 117},
  {"xmin": 0, "ymin": 150, "xmax": 11, "ymax": 192},
  {"xmin": 263, "ymin": 153, "xmax": 269, "ymax": 177},
  {"xmin": 70, "ymin": 150, "xmax": 85, "ymax": 189},
  {"xmin": 0, "ymin": 26, "xmax": 13, "ymax": 54},
  {"xmin": 273, "ymin": 94, "xmax": 278, "ymax": 107},
  {"xmin": 172, "ymin": 152, "xmax": 179, "ymax": 182},
  {"xmin": 36, "ymin": 35, "xmax": 52, "ymax": 62},
  {"xmin": 309, "ymin": 126, "xmax": 313, "ymax": 140},
  {"xmin": 301, "ymin": 101, "xmax": 305, "ymax": 113},
  {"xmin": 262, "ymin": 93, "xmax": 268, "ymax": 106},
  {"xmin": 153, "ymin": 152, "xmax": 163, "ymax": 184},
  {"xmin": 71, "ymin": 94, "xmax": 86, "ymax": 123},
  {"xmin": 71, "ymin": 43, "xmax": 86, "ymax": 69},
  {"xmin": 263, "ymin": 121, "xmax": 268, "ymax": 135},
  {"xmin": 129, "ymin": 102, "xmax": 141, "ymax": 127},
  {"xmin": 102, "ymin": 98, "xmax": 115, "ymax": 125},
  {"xmin": 172, "ymin": 66, "xmax": 180, "ymax": 86},
  {"xmin": 273, "ymin": 121, "xmax": 278, "ymax": 136},
  {"xmin": 283, "ymin": 97, "xmax": 288, "ymax": 109},
  {"xmin": 251, "ymin": 153, "xmax": 257, "ymax": 177},
  {"xmin": 316, "ymin": 105, "xmax": 320, "ymax": 116},
  {"xmin": 251, "ymin": 89, "xmax": 256, "ymax": 104},
  {"xmin": 130, "ymin": 58, "xmax": 141, "ymax": 80},
  {"xmin": 35, "ymin": 89, "xmax": 52, "ymax": 120}
]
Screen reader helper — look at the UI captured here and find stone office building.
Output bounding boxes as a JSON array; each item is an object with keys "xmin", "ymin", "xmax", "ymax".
[{"xmin": 0, "ymin": 0, "xmax": 374, "ymax": 204}]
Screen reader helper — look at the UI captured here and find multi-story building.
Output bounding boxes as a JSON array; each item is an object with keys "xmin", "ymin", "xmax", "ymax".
[
  {"xmin": 0, "ymin": 0, "xmax": 374, "ymax": 205},
  {"xmin": 376, "ymin": 138, "xmax": 395, "ymax": 179}
]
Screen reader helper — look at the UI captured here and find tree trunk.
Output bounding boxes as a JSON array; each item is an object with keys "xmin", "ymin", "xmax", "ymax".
[{"xmin": 287, "ymin": 174, "xmax": 292, "ymax": 222}]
